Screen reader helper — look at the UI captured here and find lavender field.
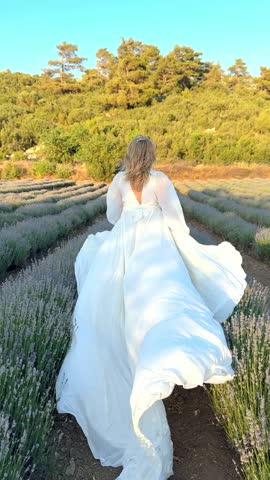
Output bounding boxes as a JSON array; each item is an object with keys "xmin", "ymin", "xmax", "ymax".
[
  {"xmin": 0, "ymin": 178, "xmax": 269, "ymax": 480},
  {"xmin": 0, "ymin": 179, "xmax": 108, "ymax": 279}
]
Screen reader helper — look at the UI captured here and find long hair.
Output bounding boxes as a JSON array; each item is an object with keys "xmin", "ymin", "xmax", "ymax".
[{"xmin": 119, "ymin": 135, "xmax": 157, "ymax": 190}]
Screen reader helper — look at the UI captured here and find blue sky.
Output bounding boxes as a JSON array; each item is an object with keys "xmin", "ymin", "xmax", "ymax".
[{"xmin": 0, "ymin": 0, "xmax": 269, "ymax": 77}]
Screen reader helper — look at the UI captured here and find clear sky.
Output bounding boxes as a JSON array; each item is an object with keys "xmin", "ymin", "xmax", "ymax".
[{"xmin": 0, "ymin": 0, "xmax": 269, "ymax": 77}]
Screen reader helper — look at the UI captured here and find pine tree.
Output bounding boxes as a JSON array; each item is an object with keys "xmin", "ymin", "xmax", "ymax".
[
  {"xmin": 42, "ymin": 41, "xmax": 88, "ymax": 92},
  {"xmin": 256, "ymin": 66, "xmax": 270, "ymax": 95},
  {"xmin": 102, "ymin": 38, "xmax": 161, "ymax": 108},
  {"xmin": 228, "ymin": 58, "xmax": 249, "ymax": 77},
  {"xmin": 156, "ymin": 45, "xmax": 211, "ymax": 94}
]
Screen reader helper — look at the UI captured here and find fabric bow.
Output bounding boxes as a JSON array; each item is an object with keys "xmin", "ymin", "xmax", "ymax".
[{"xmin": 123, "ymin": 205, "xmax": 160, "ymax": 224}]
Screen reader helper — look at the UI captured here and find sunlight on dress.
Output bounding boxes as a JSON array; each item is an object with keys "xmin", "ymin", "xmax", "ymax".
[{"xmin": 55, "ymin": 169, "xmax": 247, "ymax": 480}]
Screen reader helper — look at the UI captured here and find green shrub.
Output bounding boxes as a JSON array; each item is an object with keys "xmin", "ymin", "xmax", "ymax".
[
  {"xmin": 41, "ymin": 128, "xmax": 80, "ymax": 164},
  {"xmin": 0, "ymin": 150, "xmax": 6, "ymax": 161},
  {"xmin": 11, "ymin": 150, "xmax": 25, "ymax": 161},
  {"xmin": 85, "ymin": 160, "xmax": 112, "ymax": 181},
  {"xmin": 55, "ymin": 163, "xmax": 73, "ymax": 179},
  {"xmin": 76, "ymin": 133, "xmax": 124, "ymax": 181},
  {"xmin": 1, "ymin": 162, "xmax": 24, "ymax": 179},
  {"xmin": 32, "ymin": 160, "xmax": 56, "ymax": 178}
]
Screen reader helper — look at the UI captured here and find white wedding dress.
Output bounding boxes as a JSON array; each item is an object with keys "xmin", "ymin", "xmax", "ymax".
[{"xmin": 55, "ymin": 168, "xmax": 247, "ymax": 479}]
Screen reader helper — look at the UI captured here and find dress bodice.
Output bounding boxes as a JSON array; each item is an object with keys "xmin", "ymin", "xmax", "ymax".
[{"xmin": 106, "ymin": 168, "xmax": 190, "ymax": 234}]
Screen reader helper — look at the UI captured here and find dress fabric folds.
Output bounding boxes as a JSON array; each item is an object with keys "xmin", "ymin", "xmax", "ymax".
[{"xmin": 55, "ymin": 169, "xmax": 247, "ymax": 479}]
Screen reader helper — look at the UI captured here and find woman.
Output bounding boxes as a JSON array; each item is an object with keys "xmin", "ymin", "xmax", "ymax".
[{"xmin": 55, "ymin": 135, "xmax": 247, "ymax": 480}]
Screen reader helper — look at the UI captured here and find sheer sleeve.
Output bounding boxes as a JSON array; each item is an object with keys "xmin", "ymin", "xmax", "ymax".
[
  {"xmin": 156, "ymin": 172, "xmax": 190, "ymax": 235},
  {"xmin": 106, "ymin": 172, "xmax": 123, "ymax": 225}
]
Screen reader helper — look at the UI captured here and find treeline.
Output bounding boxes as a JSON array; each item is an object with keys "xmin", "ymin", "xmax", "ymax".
[{"xmin": 0, "ymin": 38, "xmax": 270, "ymax": 180}]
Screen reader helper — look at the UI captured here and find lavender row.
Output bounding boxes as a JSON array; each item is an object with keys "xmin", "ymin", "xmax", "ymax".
[
  {"xmin": 174, "ymin": 185, "xmax": 270, "ymax": 260},
  {"xmin": 0, "ymin": 185, "xmax": 107, "ymax": 227},
  {"xmin": 184, "ymin": 179, "xmax": 270, "ymax": 210},
  {"xmin": 0, "ymin": 192, "xmax": 107, "ymax": 278},
  {"xmin": 0, "ymin": 213, "xmax": 97, "ymax": 479},
  {"xmin": 0, "ymin": 181, "xmax": 96, "ymax": 202},
  {"xmin": 0, "ymin": 182, "xmax": 94, "ymax": 204},
  {"xmin": 0, "ymin": 182, "xmax": 102, "ymax": 212},
  {"xmin": 0, "ymin": 179, "xmax": 75, "ymax": 194},
  {"xmin": 186, "ymin": 189, "xmax": 270, "ymax": 228},
  {"xmin": 207, "ymin": 279, "xmax": 270, "ymax": 479}
]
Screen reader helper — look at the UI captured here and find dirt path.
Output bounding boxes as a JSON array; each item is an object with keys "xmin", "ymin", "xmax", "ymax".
[
  {"xmin": 37, "ymin": 385, "xmax": 241, "ymax": 480},
  {"xmin": 34, "ymin": 214, "xmax": 270, "ymax": 480}
]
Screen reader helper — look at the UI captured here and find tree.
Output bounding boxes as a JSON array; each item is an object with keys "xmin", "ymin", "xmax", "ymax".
[
  {"xmin": 202, "ymin": 63, "xmax": 226, "ymax": 89},
  {"xmin": 104, "ymin": 38, "xmax": 161, "ymax": 108},
  {"xmin": 156, "ymin": 45, "xmax": 211, "ymax": 95},
  {"xmin": 256, "ymin": 66, "xmax": 270, "ymax": 95},
  {"xmin": 227, "ymin": 58, "xmax": 252, "ymax": 89},
  {"xmin": 41, "ymin": 41, "xmax": 88, "ymax": 92},
  {"xmin": 96, "ymin": 48, "xmax": 117, "ymax": 78},
  {"xmin": 228, "ymin": 58, "xmax": 249, "ymax": 77},
  {"xmin": 80, "ymin": 68, "xmax": 106, "ymax": 91}
]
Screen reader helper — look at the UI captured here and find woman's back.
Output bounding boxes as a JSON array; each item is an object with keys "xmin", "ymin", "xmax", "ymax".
[{"xmin": 117, "ymin": 168, "xmax": 160, "ymax": 207}]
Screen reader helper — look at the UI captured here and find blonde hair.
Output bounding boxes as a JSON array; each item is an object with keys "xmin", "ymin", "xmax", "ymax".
[{"xmin": 120, "ymin": 135, "xmax": 157, "ymax": 190}]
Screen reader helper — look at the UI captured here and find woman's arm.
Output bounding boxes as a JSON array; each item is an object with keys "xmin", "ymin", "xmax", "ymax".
[
  {"xmin": 156, "ymin": 172, "xmax": 190, "ymax": 234},
  {"xmin": 106, "ymin": 172, "xmax": 123, "ymax": 225}
]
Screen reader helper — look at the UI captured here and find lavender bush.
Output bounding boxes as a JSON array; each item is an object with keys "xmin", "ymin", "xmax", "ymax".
[
  {"xmin": 0, "ymin": 183, "xmax": 102, "ymax": 212},
  {"xmin": 183, "ymin": 179, "xmax": 270, "ymax": 210},
  {"xmin": 174, "ymin": 184, "xmax": 270, "ymax": 260},
  {"xmin": 0, "ymin": 215, "xmax": 95, "ymax": 478},
  {"xmin": 185, "ymin": 189, "xmax": 270, "ymax": 229},
  {"xmin": 206, "ymin": 279, "xmax": 270, "ymax": 479},
  {"xmin": 0, "ymin": 184, "xmax": 107, "ymax": 227},
  {"xmin": 0, "ymin": 180, "xmax": 75, "ymax": 194},
  {"xmin": 0, "ymin": 192, "xmax": 107, "ymax": 278}
]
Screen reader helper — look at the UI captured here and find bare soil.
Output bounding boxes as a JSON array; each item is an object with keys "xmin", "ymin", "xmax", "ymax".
[
  {"xmin": 3, "ymin": 160, "xmax": 270, "ymax": 182},
  {"xmin": 36, "ymin": 385, "xmax": 241, "ymax": 480},
  {"xmin": 159, "ymin": 162, "xmax": 270, "ymax": 181}
]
